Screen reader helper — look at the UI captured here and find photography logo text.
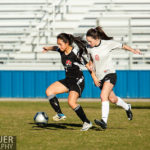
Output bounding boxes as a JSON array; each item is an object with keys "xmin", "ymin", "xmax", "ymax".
[{"xmin": 0, "ymin": 136, "xmax": 16, "ymax": 150}]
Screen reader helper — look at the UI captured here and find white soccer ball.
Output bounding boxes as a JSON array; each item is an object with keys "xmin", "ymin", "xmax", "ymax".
[{"xmin": 34, "ymin": 112, "xmax": 49, "ymax": 125}]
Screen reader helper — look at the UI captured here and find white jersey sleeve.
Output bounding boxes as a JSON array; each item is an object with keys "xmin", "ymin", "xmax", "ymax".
[{"xmin": 108, "ymin": 40, "xmax": 123, "ymax": 50}]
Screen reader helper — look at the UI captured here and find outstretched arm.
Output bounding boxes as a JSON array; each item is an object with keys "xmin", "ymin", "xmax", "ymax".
[
  {"xmin": 42, "ymin": 46, "xmax": 58, "ymax": 53},
  {"xmin": 122, "ymin": 45, "xmax": 141, "ymax": 54}
]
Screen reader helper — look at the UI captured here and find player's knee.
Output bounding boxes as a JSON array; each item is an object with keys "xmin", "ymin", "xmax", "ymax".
[
  {"xmin": 68, "ymin": 101, "xmax": 75, "ymax": 109},
  {"xmin": 46, "ymin": 88, "xmax": 55, "ymax": 97},
  {"xmin": 100, "ymin": 93, "xmax": 108, "ymax": 102},
  {"xmin": 68, "ymin": 101, "xmax": 73, "ymax": 107},
  {"xmin": 109, "ymin": 96, "xmax": 117, "ymax": 103}
]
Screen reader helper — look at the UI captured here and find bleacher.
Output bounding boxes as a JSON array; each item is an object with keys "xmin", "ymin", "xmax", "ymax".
[{"xmin": 0, "ymin": 0, "xmax": 150, "ymax": 70}]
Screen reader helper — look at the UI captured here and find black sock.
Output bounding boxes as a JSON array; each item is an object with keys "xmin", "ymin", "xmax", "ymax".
[
  {"xmin": 74, "ymin": 105, "xmax": 90, "ymax": 123},
  {"xmin": 49, "ymin": 96, "xmax": 62, "ymax": 114}
]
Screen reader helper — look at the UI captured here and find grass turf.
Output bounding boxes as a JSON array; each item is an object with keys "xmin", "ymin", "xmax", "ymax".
[{"xmin": 0, "ymin": 101, "xmax": 150, "ymax": 150}]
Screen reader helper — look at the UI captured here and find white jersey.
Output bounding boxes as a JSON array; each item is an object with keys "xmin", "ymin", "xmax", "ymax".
[{"xmin": 87, "ymin": 40, "xmax": 122, "ymax": 80}]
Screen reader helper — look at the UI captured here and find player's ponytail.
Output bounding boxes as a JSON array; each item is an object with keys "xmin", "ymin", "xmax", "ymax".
[
  {"xmin": 69, "ymin": 34, "xmax": 87, "ymax": 58},
  {"xmin": 57, "ymin": 33, "xmax": 87, "ymax": 58},
  {"xmin": 86, "ymin": 26, "xmax": 113, "ymax": 40}
]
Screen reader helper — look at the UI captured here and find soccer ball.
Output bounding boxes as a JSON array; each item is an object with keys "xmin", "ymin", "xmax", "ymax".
[{"xmin": 34, "ymin": 112, "xmax": 49, "ymax": 126}]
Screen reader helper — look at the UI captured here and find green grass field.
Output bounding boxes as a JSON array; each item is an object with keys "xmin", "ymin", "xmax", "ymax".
[{"xmin": 0, "ymin": 101, "xmax": 150, "ymax": 150}]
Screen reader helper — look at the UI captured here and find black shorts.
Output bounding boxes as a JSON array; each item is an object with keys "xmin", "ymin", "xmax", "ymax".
[
  {"xmin": 99, "ymin": 73, "xmax": 117, "ymax": 90},
  {"xmin": 58, "ymin": 76, "xmax": 84, "ymax": 97}
]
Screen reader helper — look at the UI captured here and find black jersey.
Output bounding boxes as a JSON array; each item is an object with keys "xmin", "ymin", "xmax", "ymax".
[{"xmin": 56, "ymin": 48, "xmax": 88, "ymax": 78}]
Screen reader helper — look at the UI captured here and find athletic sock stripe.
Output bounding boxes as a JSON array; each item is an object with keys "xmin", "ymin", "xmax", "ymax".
[
  {"xmin": 48, "ymin": 94, "xmax": 56, "ymax": 100},
  {"xmin": 74, "ymin": 105, "xmax": 80, "ymax": 111}
]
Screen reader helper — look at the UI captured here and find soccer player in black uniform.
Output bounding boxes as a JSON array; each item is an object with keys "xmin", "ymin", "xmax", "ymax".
[{"xmin": 43, "ymin": 33, "xmax": 97, "ymax": 131}]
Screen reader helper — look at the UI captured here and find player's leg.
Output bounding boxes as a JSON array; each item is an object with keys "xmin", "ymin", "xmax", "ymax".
[
  {"xmin": 68, "ymin": 91, "xmax": 92, "ymax": 131},
  {"xmin": 46, "ymin": 81, "xmax": 68, "ymax": 121},
  {"xmin": 95, "ymin": 82, "xmax": 113, "ymax": 129},
  {"xmin": 109, "ymin": 91, "xmax": 133, "ymax": 120}
]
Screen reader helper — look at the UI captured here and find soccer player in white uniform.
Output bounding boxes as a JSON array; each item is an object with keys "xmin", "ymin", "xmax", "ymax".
[{"xmin": 86, "ymin": 26, "xmax": 141, "ymax": 129}]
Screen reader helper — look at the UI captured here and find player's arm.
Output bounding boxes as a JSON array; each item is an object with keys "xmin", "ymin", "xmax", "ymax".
[
  {"xmin": 79, "ymin": 54, "xmax": 100, "ymax": 87},
  {"xmin": 85, "ymin": 62, "xmax": 100, "ymax": 87},
  {"xmin": 42, "ymin": 46, "xmax": 58, "ymax": 53},
  {"xmin": 122, "ymin": 44, "xmax": 141, "ymax": 55},
  {"xmin": 82, "ymin": 53, "xmax": 100, "ymax": 87}
]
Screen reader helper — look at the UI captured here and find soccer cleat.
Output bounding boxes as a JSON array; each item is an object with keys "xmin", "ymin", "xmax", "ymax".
[
  {"xmin": 126, "ymin": 104, "xmax": 133, "ymax": 120},
  {"xmin": 94, "ymin": 119, "xmax": 107, "ymax": 129},
  {"xmin": 80, "ymin": 122, "xmax": 92, "ymax": 131},
  {"xmin": 52, "ymin": 113, "xmax": 66, "ymax": 121}
]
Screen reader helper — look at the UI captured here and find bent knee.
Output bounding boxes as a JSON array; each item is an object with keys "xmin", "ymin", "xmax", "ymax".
[
  {"xmin": 68, "ymin": 101, "xmax": 77, "ymax": 109},
  {"xmin": 100, "ymin": 94, "xmax": 109, "ymax": 102},
  {"xmin": 109, "ymin": 96, "xmax": 117, "ymax": 103},
  {"xmin": 68, "ymin": 101, "xmax": 74, "ymax": 107},
  {"xmin": 46, "ymin": 88, "xmax": 55, "ymax": 96}
]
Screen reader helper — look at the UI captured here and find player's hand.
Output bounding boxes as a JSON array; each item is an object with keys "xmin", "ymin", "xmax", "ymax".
[
  {"xmin": 42, "ymin": 47, "xmax": 49, "ymax": 53},
  {"xmin": 133, "ymin": 49, "xmax": 142, "ymax": 55},
  {"xmin": 89, "ymin": 62, "xmax": 94, "ymax": 72},
  {"xmin": 89, "ymin": 65, "xmax": 94, "ymax": 72},
  {"xmin": 93, "ymin": 77, "xmax": 100, "ymax": 87},
  {"xmin": 86, "ymin": 62, "xmax": 94, "ymax": 71}
]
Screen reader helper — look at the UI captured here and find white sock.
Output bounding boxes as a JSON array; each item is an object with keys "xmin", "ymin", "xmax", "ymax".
[
  {"xmin": 116, "ymin": 97, "xmax": 129, "ymax": 110},
  {"xmin": 102, "ymin": 101, "xmax": 109, "ymax": 123}
]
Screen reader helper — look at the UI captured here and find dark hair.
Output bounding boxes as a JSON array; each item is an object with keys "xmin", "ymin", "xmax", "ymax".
[
  {"xmin": 57, "ymin": 33, "xmax": 87, "ymax": 58},
  {"xmin": 86, "ymin": 26, "xmax": 113, "ymax": 40}
]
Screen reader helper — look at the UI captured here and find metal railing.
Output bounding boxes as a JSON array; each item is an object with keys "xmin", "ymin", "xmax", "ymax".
[
  {"xmin": 0, "ymin": 0, "xmax": 150, "ymax": 70},
  {"xmin": 31, "ymin": 0, "xmax": 68, "ymax": 51},
  {"xmin": 96, "ymin": 15, "xmax": 150, "ymax": 69}
]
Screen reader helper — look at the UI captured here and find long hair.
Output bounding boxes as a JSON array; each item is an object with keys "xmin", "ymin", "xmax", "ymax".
[
  {"xmin": 57, "ymin": 33, "xmax": 87, "ymax": 58},
  {"xmin": 86, "ymin": 26, "xmax": 113, "ymax": 40}
]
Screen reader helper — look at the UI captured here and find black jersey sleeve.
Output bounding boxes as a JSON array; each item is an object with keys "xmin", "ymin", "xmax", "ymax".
[
  {"xmin": 54, "ymin": 47, "xmax": 60, "ymax": 51},
  {"xmin": 54, "ymin": 47, "xmax": 63, "ymax": 54}
]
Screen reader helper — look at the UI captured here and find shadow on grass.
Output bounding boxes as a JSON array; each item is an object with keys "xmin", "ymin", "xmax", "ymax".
[
  {"xmin": 29, "ymin": 122, "xmax": 104, "ymax": 131},
  {"xmin": 132, "ymin": 106, "xmax": 150, "ymax": 109},
  {"xmin": 29, "ymin": 123, "xmax": 71, "ymax": 130}
]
